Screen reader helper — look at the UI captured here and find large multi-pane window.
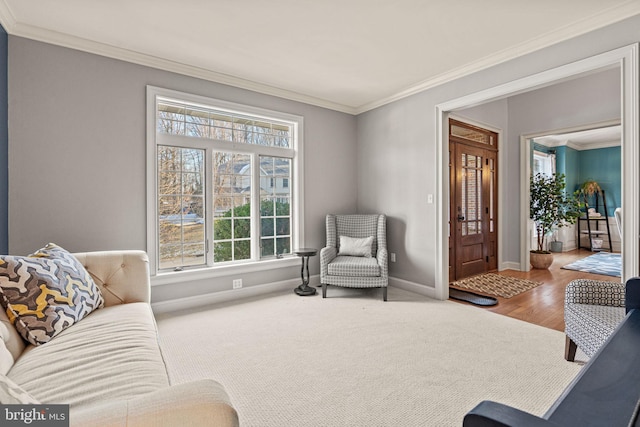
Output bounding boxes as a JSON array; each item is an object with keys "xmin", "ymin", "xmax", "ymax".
[{"xmin": 147, "ymin": 87, "xmax": 302, "ymax": 274}]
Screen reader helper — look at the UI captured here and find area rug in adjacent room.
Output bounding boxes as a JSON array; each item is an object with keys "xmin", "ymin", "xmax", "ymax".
[
  {"xmin": 450, "ymin": 273, "xmax": 541, "ymax": 298},
  {"xmin": 561, "ymin": 252, "xmax": 621, "ymax": 277},
  {"xmin": 155, "ymin": 287, "xmax": 582, "ymax": 427}
]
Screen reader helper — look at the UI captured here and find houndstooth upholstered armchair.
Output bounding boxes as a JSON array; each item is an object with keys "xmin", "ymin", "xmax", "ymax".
[
  {"xmin": 564, "ymin": 279, "xmax": 626, "ymax": 361},
  {"xmin": 320, "ymin": 214, "xmax": 388, "ymax": 301}
]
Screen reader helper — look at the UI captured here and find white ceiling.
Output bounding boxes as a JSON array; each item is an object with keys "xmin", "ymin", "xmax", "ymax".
[
  {"xmin": 535, "ymin": 125, "xmax": 621, "ymax": 150},
  {"xmin": 0, "ymin": 1, "xmax": 639, "ymax": 114}
]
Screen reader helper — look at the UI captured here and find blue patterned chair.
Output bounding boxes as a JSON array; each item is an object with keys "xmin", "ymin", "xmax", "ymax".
[
  {"xmin": 320, "ymin": 214, "xmax": 388, "ymax": 301},
  {"xmin": 564, "ymin": 278, "xmax": 626, "ymax": 361}
]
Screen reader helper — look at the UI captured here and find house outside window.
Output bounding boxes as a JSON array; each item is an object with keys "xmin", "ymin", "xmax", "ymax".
[{"xmin": 147, "ymin": 86, "xmax": 303, "ymax": 276}]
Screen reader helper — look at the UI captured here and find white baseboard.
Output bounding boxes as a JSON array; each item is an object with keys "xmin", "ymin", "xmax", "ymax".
[
  {"xmin": 152, "ymin": 275, "xmax": 320, "ymax": 315},
  {"xmin": 389, "ymin": 277, "xmax": 436, "ymax": 299},
  {"xmin": 500, "ymin": 261, "xmax": 522, "ymax": 271},
  {"xmin": 152, "ymin": 275, "xmax": 434, "ymax": 314}
]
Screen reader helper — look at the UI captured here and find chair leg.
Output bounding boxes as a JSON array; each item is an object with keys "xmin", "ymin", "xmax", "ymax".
[
  {"xmin": 565, "ymin": 335, "xmax": 577, "ymax": 361},
  {"xmin": 382, "ymin": 287, "xmax": 387, "ymax": 302},
  {"xmin": 322, "ymin": 283, "xmax": 327, "ymax": 298}
]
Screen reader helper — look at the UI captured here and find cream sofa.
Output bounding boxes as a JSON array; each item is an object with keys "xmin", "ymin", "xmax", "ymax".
[{"xmin": 0, "ymin": 250, "xmax": 239, "ymax": 426}]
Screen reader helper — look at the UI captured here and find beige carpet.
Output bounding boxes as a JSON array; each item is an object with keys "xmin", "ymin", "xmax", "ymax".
[
  {"xmin": 451, "ymin": 273, "xmax": 541, "ymax": 298},
  {"xmin": 155, "ymin": 287, "xmax": 582, "ymax": 427}
]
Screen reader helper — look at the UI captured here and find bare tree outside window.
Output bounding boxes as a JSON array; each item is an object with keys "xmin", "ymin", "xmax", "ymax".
[
  {"xmin": 158, "ymin": 146, "xmax": 205, "ymax": 269},
  {"xmin": 151, "ymin": 92, "xmax": 299, "ymax": 273}
]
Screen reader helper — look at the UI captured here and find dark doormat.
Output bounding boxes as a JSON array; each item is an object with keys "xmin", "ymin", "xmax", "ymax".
[{"xmin": 449, "ymin": 288, "xmax": 498, "ymax": 306}]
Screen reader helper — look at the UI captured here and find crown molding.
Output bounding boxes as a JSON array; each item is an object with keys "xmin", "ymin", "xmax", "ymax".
[
  {"xmin": 2, "ymin": 16, "xmax": 358, "ymax": 115},
  {"xmin": 567, "ymin": 140, "xmax": 621, "ymax": 151},
  {"xmin": 532, "ymin": 119, "xmax": 622, "ymax": 151},
  {"xmin": 536, "ymin": 139, "xmax": 621, "ymax": 151},
  {"xmin": 353, "ymin": 1, "xmax": 640, "ymax": 114},
  {"xmin": 0, "ymin": 0, "xmax": 15, "ymax": 31},
  {"xmin": 573, "ymin": 140, "xmax": 621, "ymax": 151},
  {"xmin": 0, "ymin": 1, "xmax": 639, "ymax": 116}
]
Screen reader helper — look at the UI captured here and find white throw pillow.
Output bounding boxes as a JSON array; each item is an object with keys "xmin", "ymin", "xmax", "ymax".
[{"xmin": 339, "ymin": 236, "xmax": 374, "ymax": 257}]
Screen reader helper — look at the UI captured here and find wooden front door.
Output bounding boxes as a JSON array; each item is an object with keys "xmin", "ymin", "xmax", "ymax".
[{"xmin": 449, "ymin": 119, "xmax": 498, "ymax": 281}]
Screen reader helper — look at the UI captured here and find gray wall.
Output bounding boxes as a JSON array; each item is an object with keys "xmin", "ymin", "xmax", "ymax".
[
  {"xmin": 8, "ymin": 37, "xmax": 357, "ymax": 303},
  {"xmin": 357, "ymin": 15, "xmax": 636, "ymax": 290}
]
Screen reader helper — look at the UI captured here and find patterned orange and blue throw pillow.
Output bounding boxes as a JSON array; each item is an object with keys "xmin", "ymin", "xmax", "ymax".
[{"xmin": 0, "ymin": 243, "xmax": 104, "ymax": 346}]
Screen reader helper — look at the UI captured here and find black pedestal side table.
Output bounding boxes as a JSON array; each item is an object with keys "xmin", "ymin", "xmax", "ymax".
[{"xmin": 294, "ymin": 248, "xmax": 317, "ymax": 296}]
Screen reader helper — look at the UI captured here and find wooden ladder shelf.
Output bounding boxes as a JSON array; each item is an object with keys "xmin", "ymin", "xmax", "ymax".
[{"xmin": 577, "ymin": 189, "xmax": 613, "ymax": 252}]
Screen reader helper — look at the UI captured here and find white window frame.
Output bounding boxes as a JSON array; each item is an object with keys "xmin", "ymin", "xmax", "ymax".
[
  {"xmin": 146, "ymin": 86, "xmax": 304, "ymax": 285},
  {"xmin": 533, "ymin": 150, "xmax": 556, "ymax": 177}
]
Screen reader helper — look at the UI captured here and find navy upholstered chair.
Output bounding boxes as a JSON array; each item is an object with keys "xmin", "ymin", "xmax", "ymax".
[
  {"xmin": 464, "ymin": 278, "xmax": 640, "ymax": 427},
  {"xmin": 320, "ymin": 214, "xmax": 388, "ymax": 301}
]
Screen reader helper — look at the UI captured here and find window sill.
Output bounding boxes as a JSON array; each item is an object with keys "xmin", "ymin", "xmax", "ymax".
[{"xmin": 151, "ymin": 255, "xmax": 300, "ymax": 286}]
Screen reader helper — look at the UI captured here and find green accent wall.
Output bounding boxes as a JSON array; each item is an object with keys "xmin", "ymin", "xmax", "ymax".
[
  {"xmin": 533, "ymin": 142, "xmax": 620, "ymax": 217},
  {"xmin": 532, "ymin": 142, "xmax": 553, "ymax": 154},
  {"xmin": 553, "ymin": 145, "xmax": 620, "ymax": 216},
  {"xmin": 577, "ymin": 146, "xmax": 621, "ymax": 216},
  {"xmin": 556, "ymin": 145, "xmax": 580, "ymax": 196}
]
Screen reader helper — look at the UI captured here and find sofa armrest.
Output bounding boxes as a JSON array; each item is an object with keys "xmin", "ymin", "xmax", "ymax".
[
  {"xmin": 73, "ymin": 250, "xmax": 150, "ymax": 306},
  {"xmin": 565, "ymin": 279, "xmax": 625, "ymax": 307},
  {"xmin": 464, "ymin": 401, "xmax": 561, "ymax": 427},
  {"xmin": 70, "ymin": 379, "xmax": 239, "ymax": 427}
]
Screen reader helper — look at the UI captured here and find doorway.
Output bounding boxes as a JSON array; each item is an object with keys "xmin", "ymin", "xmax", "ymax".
[
  {"xmin": 449, "ymin": 119, "xmax": 498, "ymax": 281},
  {"xmin": 525, "ymin": 122, "xmax": 622, "ymax": 261},
  {"xmin": 434, "ymin": 44, "xmax": 639, "ymax": 301}
]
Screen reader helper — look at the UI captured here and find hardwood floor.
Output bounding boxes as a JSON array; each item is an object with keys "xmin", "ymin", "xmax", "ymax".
[{"xmin": 451, "ymin": 249, "xmax": 621, "ymax": 332}]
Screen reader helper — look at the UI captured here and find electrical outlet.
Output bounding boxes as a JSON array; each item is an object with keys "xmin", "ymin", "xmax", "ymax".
[
  {"xmin": 233, "ymin": 279, "xmax": 243, "ymax": 289},
  {"xmin": 390, "ymin": 253, "xmax": 397, "ymax": 263}
]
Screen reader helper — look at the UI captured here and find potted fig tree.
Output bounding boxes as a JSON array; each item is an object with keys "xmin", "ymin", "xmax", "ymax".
[{"xmin": 530, "ymin": 173, "xmax": 580, "ymax": 269}]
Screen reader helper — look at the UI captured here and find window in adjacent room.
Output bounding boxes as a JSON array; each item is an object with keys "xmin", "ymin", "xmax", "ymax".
[
  {"xmin": 533, "ymin": 150, "xmax": 556, "ymax": 177},
  {"xmin": 147, "ymin": 86, "xmax": 303, "ymax": 275}
]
